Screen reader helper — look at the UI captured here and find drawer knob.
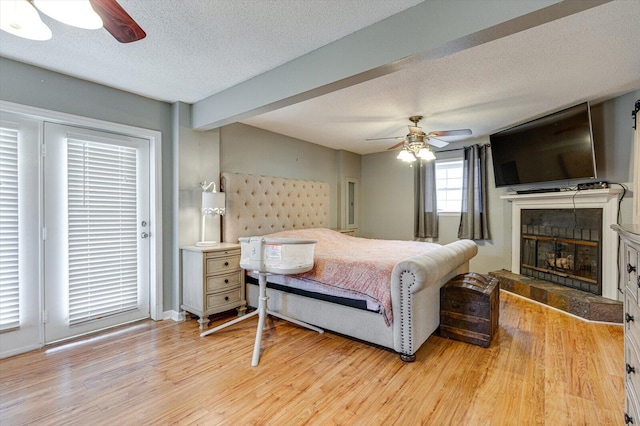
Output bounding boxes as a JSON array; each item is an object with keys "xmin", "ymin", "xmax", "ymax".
[
  {"xmin": 224, "ymin": 261, "xmax": 229, "ymax": 267},
  {"xmin": 628, "ymin": 264, "xmax": 637, "ymax": 274},
  {"xmin": 224, "ymin": 279, "xmax": 229, "ymax": 284},
  {"xmin": 627, "ymin": 313, "xmax": 635, "ymax": 323},
  {"xmin": 626, "ymin": 413, "xmax": 634, "ymax": 424},
  {"xmin": 627, "ymin": 363, "xmax": 636, "ymax": 374},
  {"xmin": 224, "ymin": 296, "xmax": 229, "ymax": 301}
]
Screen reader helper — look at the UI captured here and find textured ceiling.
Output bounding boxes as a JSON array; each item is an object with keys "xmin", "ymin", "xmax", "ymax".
[
  {"xmin": 0, "ymin": 0, "xmax": 423, "ymax": 103},
  {"xmin": 0, "ymin": 0, "xmax": 638, "ymax": 156},
  {"xmin": 242, "ymin": 0, "xmax": 640, "ymax": 154}
]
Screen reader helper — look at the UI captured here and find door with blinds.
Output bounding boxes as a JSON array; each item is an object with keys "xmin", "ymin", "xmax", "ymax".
[
  {"xmin": 43, "ymin": 123, "xmax": 150, "ymax": 343},
  {"xmin": 0, "ymin": 114, "xmax": 41, "ymax": 357}
]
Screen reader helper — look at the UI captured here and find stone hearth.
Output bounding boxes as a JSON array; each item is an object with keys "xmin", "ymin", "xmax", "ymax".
[{"xmin": 489, "ymin": 270, "xmax": 622, "ymax": 323}]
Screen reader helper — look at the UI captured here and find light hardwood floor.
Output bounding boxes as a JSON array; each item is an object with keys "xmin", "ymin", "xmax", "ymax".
[{"xmin": 0, "ymin": 291, "xmax": 623, "ymax": 425}]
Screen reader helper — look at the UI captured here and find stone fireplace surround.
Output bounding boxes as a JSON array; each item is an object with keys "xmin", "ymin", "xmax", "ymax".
[
  {"xmin": 520, "ymin": 208, "xmax": 602, "ymax": 295},
  {"xmin": 501, "ymin": 188, "xmax": 624, "ymax": 301}
]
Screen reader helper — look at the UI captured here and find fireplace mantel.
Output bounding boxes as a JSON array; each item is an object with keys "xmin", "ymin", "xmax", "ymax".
[{"xmin": 501, "ymin": 188, "xmax": 624, "ymax": 300}]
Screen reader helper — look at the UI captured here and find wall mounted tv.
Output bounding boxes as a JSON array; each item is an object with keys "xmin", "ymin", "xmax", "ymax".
[{"xmin": 490, "ymin": 102, "xmax": 597, "ymax": 188}]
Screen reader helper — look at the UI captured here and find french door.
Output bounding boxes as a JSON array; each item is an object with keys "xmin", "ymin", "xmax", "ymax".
[
  {"xmin": 0, "ymin": 117, "xmax": 151, "ymax": 356},
  {"xmin": 43, "ymin": 123, "xmax": 150, "ymax": 343},
  {"xmin": 0, "ymin": 113, "xmax": 41, "ymax": 356}
]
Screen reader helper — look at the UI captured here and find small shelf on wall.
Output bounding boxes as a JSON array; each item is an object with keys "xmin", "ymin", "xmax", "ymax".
[{"xmin": 343, "ymin": 177, "xmax": 358, "ymax": 230}]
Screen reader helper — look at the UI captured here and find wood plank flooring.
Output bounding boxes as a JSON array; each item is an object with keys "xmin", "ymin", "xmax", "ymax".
[{"xmin": 0, "ymin": 291, "xmax": 624, "ymax": 425}]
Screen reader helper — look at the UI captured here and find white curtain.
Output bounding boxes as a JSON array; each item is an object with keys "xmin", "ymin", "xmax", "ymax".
[
  {"xmin": 415, "ymin": 159, "xmax": 438, "ymax": 240},
  {"xmin": 458, "ymin": 144, "xmax": 490, "ymax": 240}
]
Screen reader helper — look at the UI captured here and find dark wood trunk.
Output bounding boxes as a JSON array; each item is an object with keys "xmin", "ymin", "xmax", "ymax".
[{"xmin": 440, "ymin": 272, "xmax": 499, "ymax": 348}]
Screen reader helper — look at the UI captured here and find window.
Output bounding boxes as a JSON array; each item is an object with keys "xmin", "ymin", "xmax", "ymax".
[{"xmin": 435, "ymin": 159, "xmax": 463, "ymax": 213}]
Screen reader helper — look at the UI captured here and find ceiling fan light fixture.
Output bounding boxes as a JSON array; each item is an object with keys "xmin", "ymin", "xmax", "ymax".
[
  {"xmin": 34, "ymin": 0, "xmax": 103, "ymax": 30},
  {"xmin": 0, "ymin": 0, "xmax": 52, "ymax": 40},
  {"xmin": 397, "ymin": 148, "xmax": 416, "ymax": 162},
  {"xmin": 417, "ymin": 145, "xmax": 436, "ymax": 161}
]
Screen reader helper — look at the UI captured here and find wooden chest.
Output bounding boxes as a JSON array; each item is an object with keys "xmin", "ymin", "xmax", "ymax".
[{"xmin": 440, "ymin": 272, "xmax": 499, "ymax": 348}]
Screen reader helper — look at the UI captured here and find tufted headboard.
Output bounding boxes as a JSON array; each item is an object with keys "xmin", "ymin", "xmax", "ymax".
[{"xmin": 221, "ymin": 172, "xmax": 330, "ymax": 243}]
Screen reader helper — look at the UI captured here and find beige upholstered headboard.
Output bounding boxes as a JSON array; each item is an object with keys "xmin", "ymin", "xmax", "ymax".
[{"xmin": 221, "ymin": 172, "xmax": 330, "ymax": 243}]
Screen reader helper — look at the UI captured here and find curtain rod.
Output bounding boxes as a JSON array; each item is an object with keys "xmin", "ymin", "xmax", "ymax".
[{"xmin": 435, "ymin": 143, "xmax": 490, "ymax": 154}]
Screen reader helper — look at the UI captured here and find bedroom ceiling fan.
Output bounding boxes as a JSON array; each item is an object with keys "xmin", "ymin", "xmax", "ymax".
[
  {"xmin": 0, "ymin": 0, "xmax": 145, "ymax": 43},
  {"xmin": 367, "ymin": 116, "xmax": 472, "ymax": 162}
]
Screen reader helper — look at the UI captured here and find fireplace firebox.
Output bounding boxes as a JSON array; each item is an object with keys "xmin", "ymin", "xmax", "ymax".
[{"xmin": 520, "ymin": 209, "xmax": 602, "ymax": 295}]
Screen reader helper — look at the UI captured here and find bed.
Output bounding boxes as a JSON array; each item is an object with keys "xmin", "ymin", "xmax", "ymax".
[{"xmin": 221, "ymin": 172, "xmax": 478, "ymax": 361}]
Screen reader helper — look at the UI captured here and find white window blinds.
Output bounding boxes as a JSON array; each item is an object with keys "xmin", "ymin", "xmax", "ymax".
[
  {"xmin": 67, "ymin": 139, "xmax": 138, "ymax": 325},
  {"xmin": 0, "ymin": 126, "xmax": 19, "ymax": 332}
]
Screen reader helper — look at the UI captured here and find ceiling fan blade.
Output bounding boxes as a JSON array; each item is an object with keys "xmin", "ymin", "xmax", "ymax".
[
  {"xmin": 426, "ymin": 137, "xmax": 449, "ymax": 148},
  {"xmin": 387, "ymin": 141, "xmax": 405, "ymax": 151},
  {"xmin": 90, "ymin": 0, "xmax": 146, "ymax": 43},
  {"xmin": 365, "ymin": 136, "xmax": 404, "ymax": 141},
  {"xmin": 428, "ymin": 129, "xmax": 472, "ymax": 137}
]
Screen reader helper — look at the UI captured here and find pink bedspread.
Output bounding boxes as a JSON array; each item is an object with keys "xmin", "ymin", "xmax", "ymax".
[{"xmin": 260, "ymin": 228, "xmax": 442, "ymax": 326}]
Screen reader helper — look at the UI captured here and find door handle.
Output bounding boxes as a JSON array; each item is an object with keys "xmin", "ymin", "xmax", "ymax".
[{"xmin": 141, "ymin": 232, "xmax": 150, "ymax": 239}]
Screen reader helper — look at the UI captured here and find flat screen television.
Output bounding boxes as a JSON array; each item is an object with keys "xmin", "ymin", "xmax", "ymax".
[{"xmin": 490, "ymin": 102, "xmax": 597, "ymax": 188}]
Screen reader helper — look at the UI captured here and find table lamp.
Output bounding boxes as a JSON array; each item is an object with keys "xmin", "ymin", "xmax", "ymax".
[{"xmin": 195, "ymin": 181, "xmax": 225, "ymax": 247}]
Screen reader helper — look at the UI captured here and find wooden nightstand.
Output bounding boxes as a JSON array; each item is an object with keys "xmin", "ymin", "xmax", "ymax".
[{"xmin": 181, "ymin": 243, "xmax": 246, "ymax": 329}]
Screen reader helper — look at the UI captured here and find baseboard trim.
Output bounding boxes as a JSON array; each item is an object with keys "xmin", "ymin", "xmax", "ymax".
[
  {"xmin": 0, "ymin": 343, "xmax": 43, "ymax": 359},
  {"xmin": 164, "ymin": 310, "xmax": 186, "ymax": 322}
]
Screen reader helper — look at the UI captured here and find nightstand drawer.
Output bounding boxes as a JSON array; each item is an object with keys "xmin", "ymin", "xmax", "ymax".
[
  {"xmin": 625, "ymin": 242, "xmax": 639, "ymax": 302},
  {"xmin": 206, "ymin": 255, "xmax": 240, "ymax": 274},
  {"xmin": 207, "ymin": 287, "xmax": 242, "ymax": 310},
  {"xmin": 627, "ymin": 292, "xmax": 640, "ymax": 349},
  {"xmin": 628, "ymin": 382, "xmax": 640, "ymax": 426},
  {"xmin": 206, "ymin": 270, "xmax": 242, "ymax": 292},
  {"xmin": 627, "ymin": 336, "xmax": 640, "ymax": 396}
]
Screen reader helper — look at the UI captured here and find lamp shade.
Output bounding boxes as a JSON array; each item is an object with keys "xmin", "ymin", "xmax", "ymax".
[{"xmin": 202, "ymin": 191, "xmax": 225, "ymax": 214}]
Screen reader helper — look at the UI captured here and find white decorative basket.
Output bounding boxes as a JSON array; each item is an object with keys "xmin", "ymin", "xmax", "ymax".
[{"xmin": 239, "ymin": 236, "xmax": 317, "ymax": 275}]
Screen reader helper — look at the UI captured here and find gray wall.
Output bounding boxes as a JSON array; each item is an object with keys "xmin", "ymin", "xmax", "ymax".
[
  {"xmin": 360, "ymin": 90, "xmax": 639, "ymax": 274},
  {"xmin": 219, "ymin": 123, "xmax": 354, "ymax": 230},
  {"xmin": 360, "ymin": 149, "xmax": 414, "ymax": 241},
  {"xmin": 591, "ymin": 90, "xmax": 639, "ymax": 184},
  {"xmin": 175, "ymin": 101, "xmax": 221, "ymax": 247},
  {"xmin": 0, "ymin": 58, "xmax": 177, "ymax": 312}
]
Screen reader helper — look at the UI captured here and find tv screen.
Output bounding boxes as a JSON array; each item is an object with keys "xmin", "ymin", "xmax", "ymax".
[{"xmin": 490, "ymin": 102, "xmax": 597, "ymax": 188}]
